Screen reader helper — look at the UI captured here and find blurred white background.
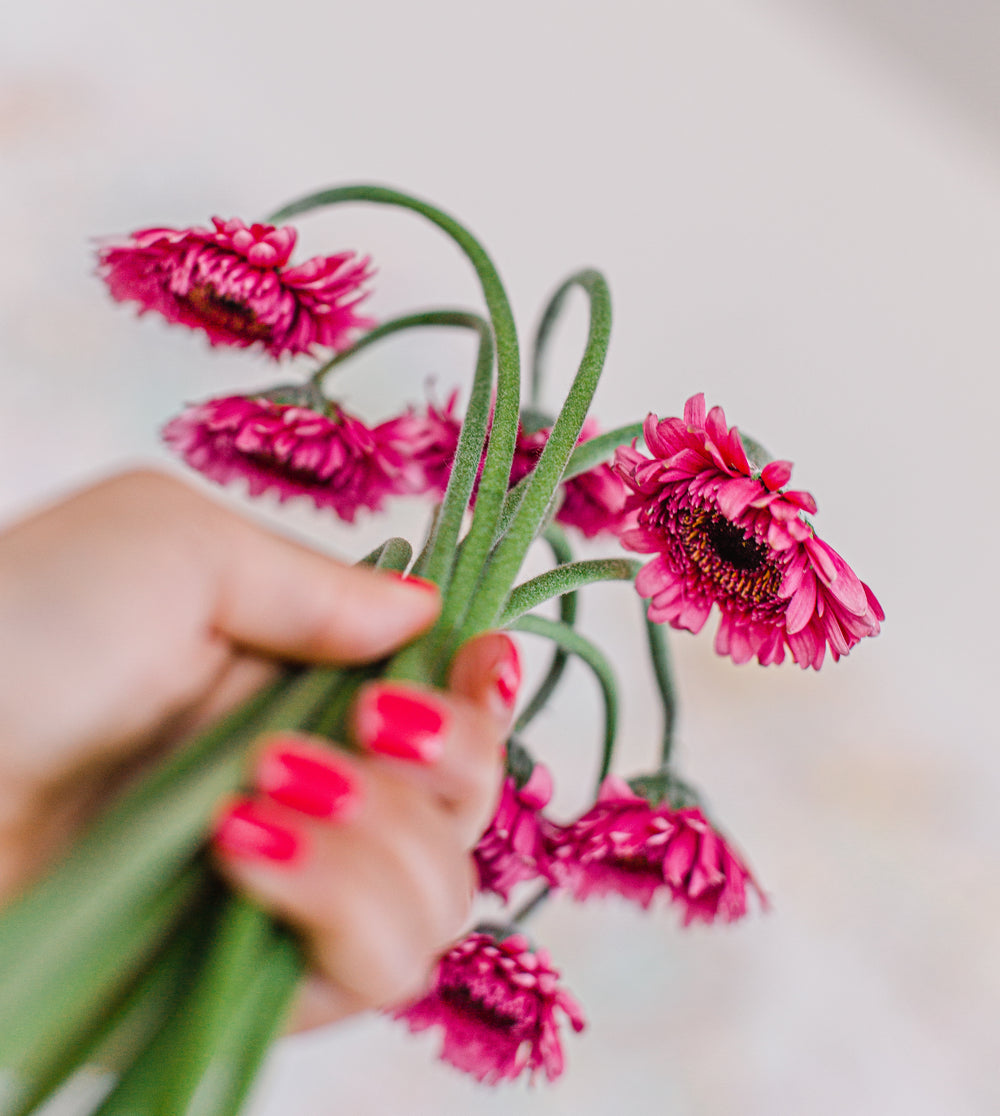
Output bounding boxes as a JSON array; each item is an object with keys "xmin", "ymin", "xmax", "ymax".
[{"xmin": 2, "ymin": 1, "xmax": 998, "ymax": 1113}]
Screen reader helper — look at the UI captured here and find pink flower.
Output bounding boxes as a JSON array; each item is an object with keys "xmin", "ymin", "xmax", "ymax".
[
  {"xmin": 615, "ymin": 393, "xmax": 883, "ymax": 668},
  {"xmin": 416, "ymin": 391, "xmax": 464, "ymax": 498},
  {"xmin": 97, "ymin": 217, "xmax": 373, "ymax": 358},
  {"xmin": 547, "ymin": 776, "xmax": 761, "ymax": 923},
  {"xmin": 162, "ymin": 393, "xmax": 428, "ymax": 521},
  {"xmin": 474, "ymin": 764, "xmax": 555, "ymax": 901},
  {"xmin": 508, "ymin": 418, "xmax": 627, "ymax": 538},
  {"xmin": 393, "ymin": 931, "xmax": 586, "ymax": 1084},
  {"xmin": 423, "ymin": 398, "xmax": 627, "ymax": 535}
]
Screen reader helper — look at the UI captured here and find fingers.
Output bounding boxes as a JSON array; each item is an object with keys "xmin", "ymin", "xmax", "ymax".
[
  {"xmin": 211, "ymin": 632, "xmax": 520, "ymax": 1030},
  {"xmin": 26, "ymin": 469, "xmax": 443, "ymax": 667}
]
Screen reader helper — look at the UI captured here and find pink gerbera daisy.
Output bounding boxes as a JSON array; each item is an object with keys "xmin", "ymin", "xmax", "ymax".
[
  {"xmin": 393, "ymin": 931, "xmax": 586, "ymax": 1084},
  {"xmin": 547, "ymin": 776, "xmax": 760, "ymax": 923},
  {"xmin": 97, "ymin": 217, "xmax": 373, "ymax": 358},
  {"xmin": 474, "ymin": 763, "xmax": 556, "ymax": 901},
  {"xmin": 162, "ymin": 393, "xmax": 428, "ymax": 521},
  {"xmin": 615, "ymin": 393, "xmax": 883, "ymax": 668}
]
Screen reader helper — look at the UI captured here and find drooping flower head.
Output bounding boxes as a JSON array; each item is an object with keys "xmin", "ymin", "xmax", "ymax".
[
  {"xmin": 474, "ymin": 760, "xmax": 556, "ymax": 901},
  {"xmin": 162, "ymin": 392, "xmax": 428, "ymax": 521},
  {"xmin": 615, "ymin": 393, "xmax": 883, "ymax": 668},
  {"xmin": 393, "ymin": 931, "xmax": 586, "ymax": 1084},
  {"xmin": 97, "ymin": 217, "xmax": 374, "ymax": 358},
  {"xmin": 546, "ymin": 775, "xmax": 760, "ymax": 924}
]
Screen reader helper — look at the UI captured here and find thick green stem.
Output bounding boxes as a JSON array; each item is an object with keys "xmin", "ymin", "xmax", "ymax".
[
  {"xmin": 644, "ymin": 611, "xmax": 678, "ymax": 766},
  {"xmin": 506, "ymin": 614, "xmax": 618, "ymax": 785},
  {"xmin": 513, "ymin": 526, "xmax": 576, "ymax": 734},
  {"xmin": 561, "ymin": 421, "xmax": 644, "ymax": 480},
  {"xmin": 0, "ymin": 868, "xmax": 207, "ymax": 1113},
  {"xmin": 93, "ymin": 896, "xmax": 293, "ymax": 1116},
  {"xmin": 456, "ymin": 270, "xmax": 612, "ymax": 643},
  {"xmin": 500, "ymin": 558, "xmax": 641, "ymax": 626}
]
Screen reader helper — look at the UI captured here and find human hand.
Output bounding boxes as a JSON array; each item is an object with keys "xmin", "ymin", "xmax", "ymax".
[{"xmin": 0, "ymin": 470, "xmax": 515, "ymax": 1027}]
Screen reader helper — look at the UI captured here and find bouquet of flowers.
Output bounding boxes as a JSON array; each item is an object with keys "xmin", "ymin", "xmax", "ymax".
[{"xmin": 0, "ymin": 183, "xmax": 883, "ymax": 1114}]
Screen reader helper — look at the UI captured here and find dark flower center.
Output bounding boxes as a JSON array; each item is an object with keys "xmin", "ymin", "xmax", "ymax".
[
  {"xmin": 678, "ymin": 508, "xmax": 781, "ymax": 605},
  {"xmin": 440, "ymin": 983, "xmax": 527, "ymax": 1033},
  {"xmin": 184, "ymin": 284, "xmax": 272, "ymax": 340},
  {"xmin": 704, "ymin": 516, "xmax": 766, "ymax": 572}
]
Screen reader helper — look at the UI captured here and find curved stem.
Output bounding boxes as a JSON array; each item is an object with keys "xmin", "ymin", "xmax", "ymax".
[
  {"xmin": 307, "ymin": 308, "xmax": 488, "ymax": 389},
  {"xmin": 267, "ymin": 185, "xmax": 521, "ymax": 675},
  {"xmin": 457, "ymin": 270, "xmax": 612, "ymax": 644},
  {"xmin": 561, "ymin": 421, "xmax": 644, "ymax": 481},
  {"xmin": 506, "ymin": 614, "xmax": 618, "ymax": 785},
  {"xmin": 644, "ymin": 610, "xmax": 678, "ymax": 766},
  {"xmin": 500, "ymin": 558, "xmax": 641, "ymax": 626},
  {"xmin": 513, "ymin": 526, "xmax": 576, "ymax": 734}
]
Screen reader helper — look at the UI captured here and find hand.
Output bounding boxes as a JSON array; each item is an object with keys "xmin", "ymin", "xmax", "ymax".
[{"xmin": 0, "ymin": 470, "xmax": 516, "ymax": 1028}]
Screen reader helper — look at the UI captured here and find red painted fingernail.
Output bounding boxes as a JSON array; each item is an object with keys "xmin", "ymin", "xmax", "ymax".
[
  {"xmin": 213, "ymin": 799, "xmax": 302, "ymax": 864},
  {"xmin": 256, "ymin": 742, "xmax": 362, "ymax": 821},
  {"xmin": 385, "ymin": 570, "xmax": 439, "ymax": 594},
  {"xmin": 493, "ymin": 634, "xmax": 522, "ymax": 709},
  {"xmin": 354, "ymin": 684, "xmax": 449, "ymax": 763}
]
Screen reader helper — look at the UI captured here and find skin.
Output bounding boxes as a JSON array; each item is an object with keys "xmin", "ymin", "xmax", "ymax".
[{"xmin": 0, "ymin": 470, "xmax": 512, "ymax": 1031}]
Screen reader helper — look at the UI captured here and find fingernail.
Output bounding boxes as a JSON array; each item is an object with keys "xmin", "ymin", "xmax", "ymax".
[
  {"xmin": 492, "ymin": 634, "xmax": 522, "ymax": 710},
  {"xmin": 354, "ymin": 684, "xmax": 449, "ymax": 763},
  {"xmin": 213, "ymin": 798, "xmax": 303, "ymax": 864},
  {"xmin": 256, "ymin": 741, "xmax": 362, "ymax": 821},
  {"xmin": 385, "ymin": 570, "xmax": 439, "ymax": 594}
]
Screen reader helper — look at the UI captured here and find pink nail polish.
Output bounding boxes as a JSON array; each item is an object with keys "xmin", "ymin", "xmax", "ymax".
[
  {"xmin": 256, "ymin": 743, "xmax": 361, "ymax": 821},
  {"xmin": 354, "ymin": 684, "xmax": 449, "ymax": 763},
  {"xmin": 385, "ymin": 569, "xmax": 440, "ymax": 594},
  {"xmin": 493, "ymin": 634, "xmax": 522, "ymax": 708},
  {"xmin": 213, "ymin": 799, "xmax": 302, "ymax": 864}
]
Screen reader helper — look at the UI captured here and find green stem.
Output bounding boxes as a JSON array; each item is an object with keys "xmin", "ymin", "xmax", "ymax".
[
  {"xmin": 0, "ymin": 868, "xmax": 207, "ymax": 1113},
  {"xmin": 409, "ymin": 318, "xmax": 492, "ymax": 591},
  {"xmin": 644, "ymin": 610, "xmax": 678, "ymax": 766},
  {"xmin": 513, "ymin": 526, "xmax": 576, "ymax": 734},
  {"xmin": 456, "ymin": 270, "xmax": 612, "ymax": 643},
  {"xmin": 561, "ymin": 421, "xmax": 644, "ymax": 480},
  {"xmin": 307, "ymin": 309, "xmax": 486, "ymax": 390},
  {"xmin": 500, "ymin": 558, "xmax": 641, "ymax": 626},
  {"xmin": 529, "ymin": 274, "xmax": 575, "ymax": 408},
  {"xmin": 362, "ymin": 536, "xmax": 413, "ymax": 572},
  {"xmin": 93, "ymin": 896, "xmax": 289, "ymax": 1116},
  {"xmin": 491, "ymin": 421, "xmax": 643, "ymax": 545},
  {"xmin": 267, "ymin": 184, "xmax": 522, "ymax": 678},
  {"xmin": 211, "ymin": 933, "xmax": 301, "ymax": 1116},
  {"xmin": 506, "ymin": 614, "xmax": 618, "ymax": 785}
]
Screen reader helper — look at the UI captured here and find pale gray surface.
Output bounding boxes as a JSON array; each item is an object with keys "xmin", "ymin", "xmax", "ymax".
[{"xmin": 2, "ymin": 2, "xmax": 998, "ymax": 1113}]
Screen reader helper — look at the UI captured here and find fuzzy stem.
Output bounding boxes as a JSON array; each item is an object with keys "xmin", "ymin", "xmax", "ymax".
[
  {"xmin": 455, "ymin": 270, "xmax": 612, "ymax": 643},
  {"xmin": 500, "ymin": 558, "xmax": 641, "ymax": 626},
  {"xmin": 644, "ymin": 610, "xmax": 678, "ymax": 766},
  {"xmin": 560, "ymin": 421, "xmax": 644, "ymax": 480},
  {"xmin": 513, "ymin": 526, "xmax": 576, "ymax": 734},
  {"xmin": 307, "ymin": 308, "xmax": 487, "ymax": 389},
  {"xmin": 506, "ymin": 614, "xmax": 618, "ymax": 784}
]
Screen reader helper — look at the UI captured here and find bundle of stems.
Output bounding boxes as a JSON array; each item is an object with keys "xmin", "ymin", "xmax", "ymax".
[{"xmin": 0, "ymin": 185, "xmax": 653, "ymax": 1115}]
